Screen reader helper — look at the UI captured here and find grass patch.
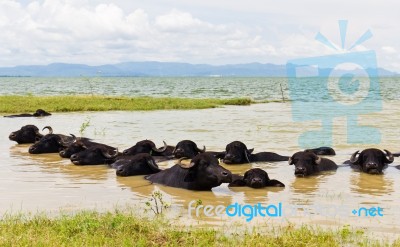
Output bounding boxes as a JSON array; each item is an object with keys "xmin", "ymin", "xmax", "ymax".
[
  {"xmin": 0, "ymin": 210, "xmax": 397, "ymax": 246},
  {"xmin": 0, "ymin": 95, "xmax": 253, "ymax": 113}
]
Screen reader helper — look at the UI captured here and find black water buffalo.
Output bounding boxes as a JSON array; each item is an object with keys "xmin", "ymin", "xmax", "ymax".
[
  {"xmin": 349, "ymin": 148, "xmax": 394, "ymax": 174},
  {"xmin": 122, "ymin": 140, "xmax": 174, "ymax": 157},
  {"xmin": 4, "ymin": 109, "xmax": 51, "ymax": 118},
  {"xmin": 59, "ymin": 135, "xmax": 113, "ymax": 158},
  {"xmin": 228, "ymin": 168, "xmax": 285, "ymax": 188},
  {"xmin": 70, "ymin": 146, "xmax": 119, "ymax": 165},
  {"xmin": 172, "ymin": 140, "xmax": 207, "ymax": 158},
  {"xmin": 9, "ymin": 125, "xmax": 44, "ymax": 144},
  {"xmin": 305, "ymin": 147, "xmax": 336, "ymax": 156},
  {"xmin": 145, "ymin": 153, "xmax": 232, "ymax": 191},
  {"xmin": 221, "ymin": 141, "xmax": 289, "ymax": 164},
  {"xmin": 289, "ymin": 150, "xmax": 338, "ymax": 177},
  {"xmin": 28, "ymin": 127, "xmax": 75, "ymax": 154},
  {"xmin": 111, "ymin": 153, "xmax": 161, "ymax": 177}
]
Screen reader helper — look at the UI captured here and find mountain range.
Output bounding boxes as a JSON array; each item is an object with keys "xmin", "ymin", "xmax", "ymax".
[{"xmin": 0, "ymin": 62, "xmax": 397, "ymax": 77}]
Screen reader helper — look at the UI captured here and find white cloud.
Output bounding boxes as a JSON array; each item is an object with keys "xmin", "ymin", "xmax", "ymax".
[
  {"xmin": 381, "ymin": 46, "xmax": 397, "ymax": 54},
  {"xmin": 0, "ymin": 0, "xmax": 398, "ymax": 70}
]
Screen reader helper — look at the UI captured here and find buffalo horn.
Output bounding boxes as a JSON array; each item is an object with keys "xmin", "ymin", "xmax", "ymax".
[
  {"xmin": 196, "ymin": 145, "xmax": 206, "ymax": 153},
  {"xmin": 102, "ymin": 148, "xmax": 119, "ymax": 159},
  {"xmin": 384, "ymin": 149, "xmax": 394, "ymax": 163},
  {"xmin": 314, "ymin": 154, "xmax": 322, "ymax": 165},
  {"xmin": 152, "ymin": 141, "xmax": 168, "ymax": 153},
  {"xmin": 244, "ymin": 150, "xmax": 251, "ymax": 163},
  {"xmin": 42, "ymin": 126, "xmax": 53, "ymax": 134},
  {"xmin": 147, "ymin": 158, "xmax": 160, "ymax": 171},
  {"xmin": 177, "ymin": 157, "xmax": 194, "ymax": 169},
  {"xmin": 350, "ymin": 151, "xmax": 360, "ymax": 164}
]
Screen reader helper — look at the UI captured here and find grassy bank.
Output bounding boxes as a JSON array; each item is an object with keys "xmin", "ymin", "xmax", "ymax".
[
  {"xmin": 0, "ymin": 95, "xmax": 253, "ymax": 113},
  {"xmin": 0, "ymin": 210, "xmax": 397, "ymax": 246}
]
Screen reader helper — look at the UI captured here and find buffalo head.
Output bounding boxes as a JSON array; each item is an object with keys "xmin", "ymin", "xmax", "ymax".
[
  {"xmin": 350, "ymin": 148, "xmax": 394, "ymax": 174},
  {"xmin": 9, "ymin": 125, "xmax": 43, "ymax": 144},
  {"xmin": 223, "ymin": 141, "xmax": 253, "ymax": 164},
  {"xmin": 289, "ymin": 151, "xmax": 322, "ymax": 177},
  {"xmin": 70, "ymin": 147, "xmax": 119, "ymax": 165},
  {"xmin": 33, "ymin": 109, "xmax": 51, "ymax": 117},
  {"xmin": 122, "ymin": 140, "xmax": 168, "ymax": 156},
  {"xmin": 173, "ymin": 140, "xmax": 206, "ymax": 158},
  {"xmin": 229, "ymin": 168, "xmax": 285, "ymax": 188},
  {"xmin": 178, "ymin": 153, "xmax": 232, "ymax": 189},
  {"xmin": 28, "ymin": 127, "xmax": 72, "ymax": 154},
  {"xmin": 113, "ymin": 154, "xmax": 161, "ymax": 177}
]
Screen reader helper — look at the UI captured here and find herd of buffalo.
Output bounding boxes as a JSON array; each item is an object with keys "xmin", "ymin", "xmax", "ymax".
[{"xmin": 8, "ymin": 121, "xmax": 400, "ymax": 191}]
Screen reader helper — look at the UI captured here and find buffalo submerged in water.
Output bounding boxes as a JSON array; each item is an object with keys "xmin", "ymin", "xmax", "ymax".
[
  {"xmin": 28, "ymin": 127, "xmax": 76, "ymax": 154},
  {"xmin": 4, "ymin": 109, "xmax": 51, "ymax": 118},
  {"xmin": 349, "ymin": 148, "xmax": 394, "ymax": 174},
  {"xmin": 288, "ymin": 150, "xmax": 338, "ymax": 177},
  {"xmin": 229, "ymin": 168, "xmax": 285, "ymax": 188},
  {"xmin": 221, "ymin": 141, "xmax": 289, "ymax": 164},
  {"xmin": 9, "ymin": 125, "xmax": 45, "ymax": 144},
  {"xmin": 111, "ymin": 153, "xmax": 161, "ymax": 177},
  {"xmin": 145, "ymin": 153, "xmax": 232, "ymax": 191}
]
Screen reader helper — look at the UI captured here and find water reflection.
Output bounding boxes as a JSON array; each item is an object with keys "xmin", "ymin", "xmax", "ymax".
[{"xmin": 350, "ymin": 172, "xmax": 394, "ymax": 196}]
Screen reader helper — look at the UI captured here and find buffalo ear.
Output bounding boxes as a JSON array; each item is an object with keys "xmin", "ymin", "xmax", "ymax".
[
  {"xmin": 184, "ymin": 169, "xmax": 196, "ymax": 182},
  {"xmin": 266, "ymin": 179, "xmax": 285, "ymax": 187},
  {"xmin": 228, "ymin": 179, "xmax": 247, "ymax": 187},
  {"xmin": 247, "ymin": 148, "xmax": 254, "ymax": 154},
  {"xmin": 288, "ymin": 157, "xmax": 294, "ymax": 165}
]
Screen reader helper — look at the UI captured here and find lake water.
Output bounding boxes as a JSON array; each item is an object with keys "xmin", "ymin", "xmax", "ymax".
[{"xmin": 1, "ymin": 77, "xmax": 400, "ymax": 239}]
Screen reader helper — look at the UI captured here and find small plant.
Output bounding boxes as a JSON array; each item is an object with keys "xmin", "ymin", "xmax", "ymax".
[
  {"xmin": 194, "ymin": 199, "xmax": 203, "ymax": 208},
  {"xmin": 145, "ymin": 191, "xmax": 171, "ymax": 216},
  {"xmin": 79, "ymin": 117, "xmax": 91, "ymax": 135}
]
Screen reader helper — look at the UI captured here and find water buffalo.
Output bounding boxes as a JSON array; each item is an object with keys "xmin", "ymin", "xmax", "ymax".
[
  {"xmin": 122, "ymin": 140, "xmax": 174, "ymax": 157},
  {"xmin": 221, "ymin": 141, "xmax": 289, "ymax": 164},
  {"xmin": 349, "ymin": 148, "xmax": 394, "ymax": 174},
  {"xmin": 59, "ymin": 135, "xmax": 113, "ymax": 158},
  {"xmin": 9, "ymin": 125, "xmax": 44, "ymax": 144},
  {"xmin": 228, "ymin": 168, "xmax": 285, "ymax": 188},
  {"xmin": 4, "ymin": 109, "xmax": 51, "ymax": 118},
  {"xmin": 305, "ymin": 147, "xmax": 336, "ymax": 156},
  {"xmin": 145, "ymin": 153, "xmax": 232, "ymax": 191},
  {"xmin": 172, "ymin": 140, "xmax": 206, "ymax": 158},
  {"xmin": 289, "ymin": 150, "xmax": 338, "ymax": 177},
  {"xmin": 28, "ymin": 127, "xmax": 75, "ymax": 154},
  {"xmin": 111, "ymin": 153, "xmax": 161, "ymax": 177},
  {"xmin": 70, "ymin": 146, "xmax": 119, "ymax": 165}
]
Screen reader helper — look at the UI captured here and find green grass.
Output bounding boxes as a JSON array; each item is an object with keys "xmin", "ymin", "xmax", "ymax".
[
  {"xmin": 0, "ymin": 210, "xmax": 397, "ymax": 246},
  {"xmin": 0, "ymin": 95, "xmax": 253, "ymax": 113}
]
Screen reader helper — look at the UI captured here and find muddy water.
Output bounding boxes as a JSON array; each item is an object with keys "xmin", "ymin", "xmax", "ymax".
[{"xmin": 1, "ymin": 103, "xmax": 400, "ymax": 235}]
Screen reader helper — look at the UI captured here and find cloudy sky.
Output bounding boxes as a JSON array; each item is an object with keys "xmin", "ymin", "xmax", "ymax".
[{"xmin": 0, "ymin": 0, "xmax": 399, "ymax": 71}]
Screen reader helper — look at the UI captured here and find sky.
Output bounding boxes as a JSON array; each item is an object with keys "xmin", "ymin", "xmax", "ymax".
[{"xmin": 0, "ymin": 0, "xmax": 399, "ymax": 71}]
